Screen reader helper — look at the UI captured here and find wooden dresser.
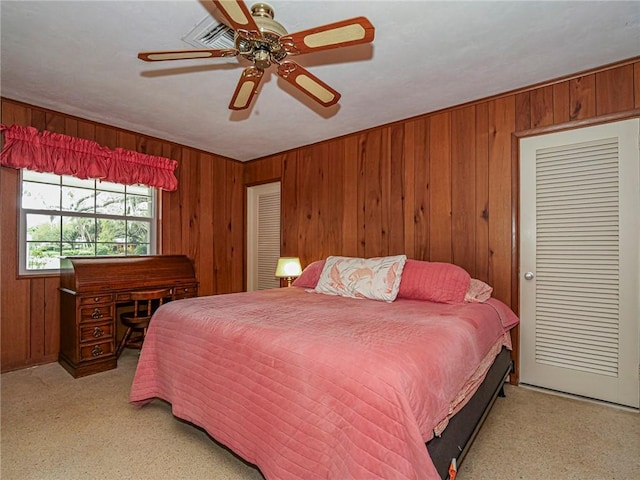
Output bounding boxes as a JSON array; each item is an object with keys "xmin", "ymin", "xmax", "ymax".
[{"xmin": 59, "ymin": 255, "xmax": 198, "ymax": 378}]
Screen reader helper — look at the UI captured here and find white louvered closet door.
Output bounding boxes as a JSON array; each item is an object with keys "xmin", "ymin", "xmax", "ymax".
[
  {"xmin": 520, "ymin": 118, "xmax": 639, "ymax": 408},
  {"xmin": 246, "ymin": 182, "xmax": 281, "ymax": 291}
]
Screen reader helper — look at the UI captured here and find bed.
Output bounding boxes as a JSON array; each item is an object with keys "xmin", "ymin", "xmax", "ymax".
[{"xmin": 130, "ymin": 257, "xmax": 519, "ymax": 479}]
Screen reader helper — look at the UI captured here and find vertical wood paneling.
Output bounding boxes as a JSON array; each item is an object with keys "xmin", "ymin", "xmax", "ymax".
[
  {"xmin": 487, "ymin": 97, "xmax": 515, "ymax": 305},
  {"xmin": 428, "ymin": 112, "xmax": 452, "ymax": 262},
  {"xmin": 29, "ymin": 278, "xmax": 46, "ymax": 360},
  {"xmin": 31, "ymin": 110, "xmax": 46, "ymax": 131},
  {"xmin": 354, "ymin": 134, "xmax": 366, "ymax": 257},
  {"xmin": 229, "ymin": 160, "xmax": 245, "ymax": 292},
  {"xmin": 1, "ymin": 166, "xmax": 31, "ymax": 369},
  {"xmin": 552, "ymin": 81, "xmax": 571, "ymax": 123},
  {"xmin": 281, "ymin": 153, "xmax": 299, "ymax": 261},
  {"xmin": 45, "ymin": 112, "xmax": 65, "ymax": 133},
  {"xmin": 244, "ymin": 156, "xmax": 282, "ymax": 186},
  {"xmin": 569, "ymin": 74, "xmax": 596, "ymax": 120},
  {"xmin": 2, "ymin": 56, "xmax": 638, "ymax": 371},
  {"xmin": 298, "ymin": 146, "xmax": 321, "ymax": 259},
  {"xmin": 314, "ymin": 144, "xmax": 334, "ymax": 258},
  {"xmin": 475, "ymin": 103, "xmax": 490, "ymax": 282},
  {"xmin": 635, "ymin": 62, "xmax": 640, "ymax": 109},
  {"xmin": 401, "ymin": 122, "xmax": 416, "ymax": 259},
  {"xmin": 213, "ymin": 156, "xmax": 232, "ymax": 293},
  {"xmin": 596, "ymin": 64, "xmax": 635, "ymax": 115},
  {"xmin": 515, "ymin": 93, "xmax": 531, "ymax": 133},
  {"xmin": 182, "ymin": 150, "xmax": 199, "ymax": 270},
  {"xmin": 164, "ymin": 187, "xmax": 180, "ymax": 255},
  {"xmin": 324, "ymin": 141, "xmax": 346, "ymax": 258},
  {"xmin": 530, "ymin": 86, "xmax": 554, "ymax": 127},
  {"xmin": 412, "ymin": 117, "xmax": 430, "ymax": 260},
  {"xmin": 451, "ymin": 106, "xmax": 476, "ymax": 276},
  {"xmin": 1, "ymin": 99, "xmax": 246, "ymax": 371},
  {"xmin": 360, "ymin": 129, "xmax": 389, "ymax": 257},
  {"xmin": 342, "ymin": 137, "xmax": 360, "ymax": 257},
  {"xmin": 76, "ymin": 120, "xmax": 95, "ymax": 141},
  {"xmin": 95, "ymin": 125, "xmax": 117, "ymax": 149},
  {"xmin": 44, "ymin": 276, "xmax": 60, "ymax": 357},
  {"xmin": 2, "ymin": 100, "xmax": 31, "ymax": 127},
  {"xmin": 1, "ymin": 102, "xmax": 31, "ymax": 370},
  {"xmin": 198, "ymin": 153, "xmax": 214, "ymax": 296},
  {"xmin": 164, "ymin": 151, "xmax": 185, "ymax": 254},
  {"xmin": 389, "ymin": 124, "xmax": 406, "ymax": 255},
  {"xmin": 64, "ymin": 118, "xmax": 78, "ymax": 137}
]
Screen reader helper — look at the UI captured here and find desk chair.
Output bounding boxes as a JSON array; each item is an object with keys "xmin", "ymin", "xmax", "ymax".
[{"xmin": 116, "ymin": 288, "xmax": 172, "ymax": 358}]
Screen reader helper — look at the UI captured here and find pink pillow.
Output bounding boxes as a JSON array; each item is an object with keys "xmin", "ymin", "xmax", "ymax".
[
  {"xmin": 292, "ymin": 260, "xmax": 326, "ymax": 288},
  {"xmin": 465, "ymin": 278, "xmax": 493, "ymax": 303},
  {"xmin": 398, "ymin": 260, "xmax": 471, "ymax": 304}
]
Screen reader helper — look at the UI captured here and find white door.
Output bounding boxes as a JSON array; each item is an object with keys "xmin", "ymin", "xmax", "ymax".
[
  {"xmin": 246, "ymin": 182, "xmax": 281, "ymax": 291},
  {"xmin": 520, "ymin": 118, "xmax": 639, "ymax": 408}
]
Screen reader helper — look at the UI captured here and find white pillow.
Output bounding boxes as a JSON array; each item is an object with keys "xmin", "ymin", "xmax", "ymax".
[{"xmin": 314, "ymin": 255, "xmax": 407, "ymax": 302}]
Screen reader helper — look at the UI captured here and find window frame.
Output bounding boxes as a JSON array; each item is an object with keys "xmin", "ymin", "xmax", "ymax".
[{"xmin": 18, "ymin": 169, "xmax": 158, "ymax": 276}]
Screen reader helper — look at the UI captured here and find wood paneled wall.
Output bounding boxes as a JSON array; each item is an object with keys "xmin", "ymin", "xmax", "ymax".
[
  {"xmin": 244, "ymin": 58, "xmax": 639, "ymax": 383},
  {"xmin": 248, "ymin": 60, "xmax": 640, "ymax": 305},
  {"xmin": 0, "ymin": 101, "xmax": 245, "ymax": 371},
  {"xmin": 2, "ymin": 57, "xmax": 638, "ymax": 372}
]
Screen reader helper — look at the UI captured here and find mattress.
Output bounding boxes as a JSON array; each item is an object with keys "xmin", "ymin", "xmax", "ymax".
[{"xmin": 130, "ymin": 287, "xmax": 518, "ymax": 479}]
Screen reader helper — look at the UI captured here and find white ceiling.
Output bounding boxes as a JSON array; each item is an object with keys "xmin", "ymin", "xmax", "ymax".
[{"xmin": 1, "ymin": 1, "xmax": 639, "ymax": 162}]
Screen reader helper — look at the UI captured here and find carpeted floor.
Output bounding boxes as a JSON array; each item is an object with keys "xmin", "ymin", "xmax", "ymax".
[{"xmin": 2, "ymin": 350, "xmax": 639, "ymax": 480}]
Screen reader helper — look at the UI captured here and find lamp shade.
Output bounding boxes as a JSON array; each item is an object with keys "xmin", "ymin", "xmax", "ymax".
[{"xmin": 275, "ymin": 257, "xmax": 302, "ymax": 278}]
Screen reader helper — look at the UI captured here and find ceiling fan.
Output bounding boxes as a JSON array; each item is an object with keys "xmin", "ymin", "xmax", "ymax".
[{"xmin": 138, "ymin": 1, "xmax": 375, "ymax": 111}]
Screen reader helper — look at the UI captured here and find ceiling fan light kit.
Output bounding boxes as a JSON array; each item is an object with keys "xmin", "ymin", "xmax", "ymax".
[{"xmin": 138, "ymin": 0, "xmax": 375, "ymax": 111}]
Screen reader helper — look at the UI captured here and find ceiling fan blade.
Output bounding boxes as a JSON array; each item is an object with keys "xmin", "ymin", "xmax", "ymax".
[
  {"xmin": 138, "ymin": 48, "xmax": 238, "ymax": 62},
  {"xmin": 276, "ymin": 61, "xmax": 340, "ymax": 107},
  {"xmin": 229, "ymin": 67, "xmax": 264, "ymax": 110},
  {"xmin": 280, "ymin": 17, "xmax": 375, "ymax": 55},
  {"xmin": 211, "ymin": 0, "xmax": 261, "ymax": 39}
]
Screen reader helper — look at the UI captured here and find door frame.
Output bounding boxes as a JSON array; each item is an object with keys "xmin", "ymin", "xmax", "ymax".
[
  {"xmin": 511, "ymin": 109, "xmax": 640, "ymax": 387},
  {"xmin": 246, "ymin": 181, "xmax": 281, "ymax": 291}
]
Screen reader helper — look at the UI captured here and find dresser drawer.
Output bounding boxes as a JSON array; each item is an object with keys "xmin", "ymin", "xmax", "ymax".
[
  {"xmin": 173, "ymin": 284, "xmax": 198, "ymax": 300},
  {"xmin": 79, "ymin": 294, "xmax": 114, "ymax": 305},
  {"xmin": 80, "ymin": 341, "xmax": 114, "ymax": 361},
  {"xmin": 80, "ymin": 304, "xmax": 113, "ymax": 322},
  {"xmin": 79, "ymin": 322, "xmax": 113, "ymax": 343}
]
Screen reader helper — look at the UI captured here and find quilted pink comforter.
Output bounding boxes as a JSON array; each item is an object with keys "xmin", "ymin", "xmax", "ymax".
[{"xmin": 130, "ymin": 287, "xmax": 518, "ymax": 480}]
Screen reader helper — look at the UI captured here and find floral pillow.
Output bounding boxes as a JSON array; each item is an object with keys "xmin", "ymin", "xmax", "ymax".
[
  {"xmin": 314, "ymin": 255, "xmax": 407, "ymax": 302},
  {"xmin": 292, "ymin": 260, "xmax": 326, "ymax": 288}
]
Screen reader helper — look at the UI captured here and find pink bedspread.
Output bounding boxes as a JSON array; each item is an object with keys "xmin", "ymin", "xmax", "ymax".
[{"xmin": 130, "ymin": 287, "xmax": 518, "ymax": 479}]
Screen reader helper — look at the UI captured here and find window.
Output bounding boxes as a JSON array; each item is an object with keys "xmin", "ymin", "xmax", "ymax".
[{"xmin": 19, "ymin": 169, "xmax": 157, "ymax": 274}]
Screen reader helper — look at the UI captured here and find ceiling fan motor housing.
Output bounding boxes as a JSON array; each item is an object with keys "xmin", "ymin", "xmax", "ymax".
[{"xmin": 235, "ymin": 3, "xmax": 288, "ymax": 68}]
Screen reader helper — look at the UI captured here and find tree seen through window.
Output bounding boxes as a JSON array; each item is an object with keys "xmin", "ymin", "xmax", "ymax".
[{"xmin": 21, "ymin": 169, "xmax": 155, "ymax": 272}]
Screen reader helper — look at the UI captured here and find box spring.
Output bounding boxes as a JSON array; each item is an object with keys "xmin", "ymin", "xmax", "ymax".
[{"xmin": 426, "ymin": 347, "xmax": 513, "ymax": 479}]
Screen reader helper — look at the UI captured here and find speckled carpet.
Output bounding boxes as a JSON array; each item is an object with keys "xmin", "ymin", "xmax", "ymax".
[{"xmin": 2, "ymin": 351, "xmax": 639, "ymax": 480}]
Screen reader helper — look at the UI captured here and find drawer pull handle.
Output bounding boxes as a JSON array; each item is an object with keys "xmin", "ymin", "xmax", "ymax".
[
  {"xmin": 94, "ymin": 297, "xmax": 100, "ymax": 302},
  {"xmin": 91, "ymin": 308, "xmax": 103, "ymax": 319},
  {"xmin": 92, "ymin": 327, "xmax": 104, "ymax": 338},
  {"xmin": 91, "ymin": 345, "xmax": 103, "ymax": 357}
]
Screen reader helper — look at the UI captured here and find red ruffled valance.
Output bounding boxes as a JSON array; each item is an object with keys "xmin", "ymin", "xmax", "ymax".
[{"xmin": 0, "ymin": 124, "xmax": 178, "ymax": 191}]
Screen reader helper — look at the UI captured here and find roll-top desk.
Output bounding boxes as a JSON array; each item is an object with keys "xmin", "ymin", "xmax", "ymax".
[{"xmin": 59, "ymin": 255, "xmax": 198, "ymax": 378}]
